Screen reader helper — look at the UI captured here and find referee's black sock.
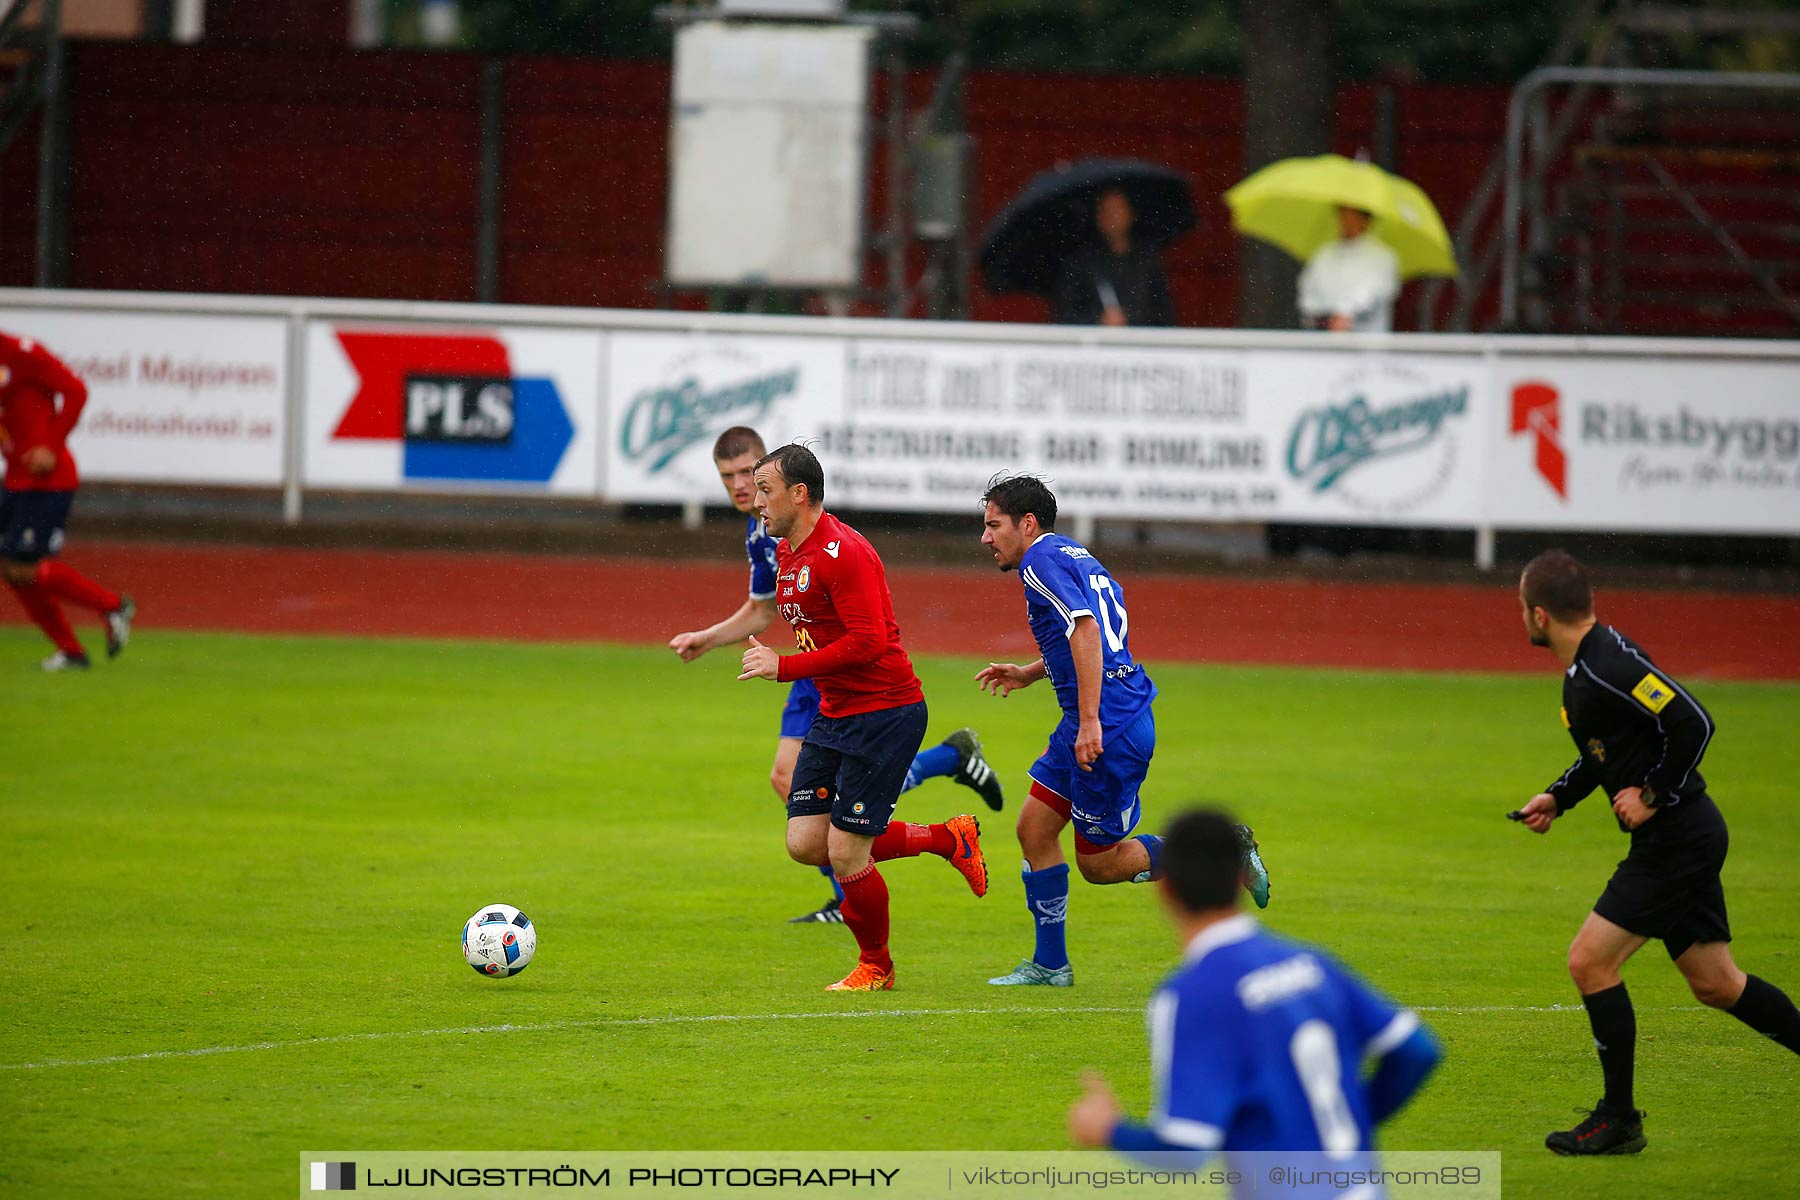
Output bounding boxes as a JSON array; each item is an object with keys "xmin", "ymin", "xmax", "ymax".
[
  {"xmin": 1581, "ymin": 983, "xmax": 1636, "ymax": 1113},
  {"xmin": 1728, "ymin": 975, "xmax": 1800, "ymax": 1054}
]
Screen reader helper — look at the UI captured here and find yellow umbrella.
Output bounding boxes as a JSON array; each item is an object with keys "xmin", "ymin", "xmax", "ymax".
[{"xmin": 1224, "ymin": 154, "xmax": 1459, "ymax": 279}]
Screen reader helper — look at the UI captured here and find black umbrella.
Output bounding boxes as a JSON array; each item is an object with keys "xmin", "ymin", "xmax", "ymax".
[{"xmin": 977, "ymin": 158, "xmax": 1198, "ymax": 295}]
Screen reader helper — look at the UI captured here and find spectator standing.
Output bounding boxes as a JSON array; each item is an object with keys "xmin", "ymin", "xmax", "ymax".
[
  {"xmin": 1297, "ymin": 205, "xmax": 1401, "ymax": 332},
  {"xmin": 1051, "ymin": 188, "xmax": 1176, "ymax": 328}
]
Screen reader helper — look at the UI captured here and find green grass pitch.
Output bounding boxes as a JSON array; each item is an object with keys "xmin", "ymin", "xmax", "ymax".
[{"xmin": 3, "ymin": 628, "xmax": 1795, "ymax": 1198}]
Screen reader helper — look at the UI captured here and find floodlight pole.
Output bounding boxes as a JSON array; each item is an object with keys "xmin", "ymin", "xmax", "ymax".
[{"xmin": 34, "ymin": 0, "xmax": 68, "ymax": 289}]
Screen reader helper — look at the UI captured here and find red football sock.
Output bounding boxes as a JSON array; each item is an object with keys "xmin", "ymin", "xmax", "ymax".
[
  {"xmin": 7, "ymin": 581, "xmax": 84, "ymax": 656},
  {"xmin": 834, "ymin": 863, "xmax": 892, "ymax": 969},
  {"xmin": 34, "ymin": 560, "xmax": 120, "ymax": 614},
  {"xmin": 870, "ymin": 821, "xmax": 956, "ymax": 862}
]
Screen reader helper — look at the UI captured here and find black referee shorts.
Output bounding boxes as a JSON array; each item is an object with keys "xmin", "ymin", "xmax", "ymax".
[{"xmin": 1594, "ymin": 798, "xmax": 1730, "ymax": 961}]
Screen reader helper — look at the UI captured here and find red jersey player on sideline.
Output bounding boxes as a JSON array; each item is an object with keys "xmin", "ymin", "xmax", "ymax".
[
  {"xmin": 0, "ymin": 332, "xmax": 134, "ymax": 671},
  {"xmin": 736, "ymin": 443, "xmax": 989, "ymax": 991}
]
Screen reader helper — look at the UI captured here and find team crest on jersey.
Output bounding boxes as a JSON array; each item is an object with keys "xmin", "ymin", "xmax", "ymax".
[
  {"xmin": 796, "ymin": 565, "xmax": 811, "ymax": 592},
  {"xmin": 852, "ymin": 801, "xmax": 866, "ymax": 815},
  {"xmin": 1586, "ymin": 738, "xmax": 1606, "ymax": 763}
]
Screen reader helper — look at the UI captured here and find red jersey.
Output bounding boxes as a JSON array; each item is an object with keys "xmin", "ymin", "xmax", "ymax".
[
  {"xmin": 773, "ymin": 510, "xmax": 925, "ymax": 718},
  {"xmin": 0, "ymin": 333, "xmax": 87, "ymax": 492}
]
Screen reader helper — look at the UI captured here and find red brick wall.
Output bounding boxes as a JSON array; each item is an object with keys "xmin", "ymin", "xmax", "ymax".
[{"xmin": 0, "ymin": 42, "xmax": 1512, "ymax": 330}]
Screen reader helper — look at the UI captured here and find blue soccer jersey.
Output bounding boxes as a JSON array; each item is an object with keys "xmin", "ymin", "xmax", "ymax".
[
  {"xmin": 1018, "ymin": 533, "xmax": 1156, "ymax": 729},
  {"xmin": 1147, "ymin": 915, "xmax": 1419, "ymax": 1161},
  {"xmin": 746, "ymin": 514, "xmax": 779, "ymax": 600}
]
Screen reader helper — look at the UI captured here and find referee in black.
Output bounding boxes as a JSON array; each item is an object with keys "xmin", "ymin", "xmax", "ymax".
[{"xmin": 1512, "ymin": 549, "xmax": 1799, "ymax": 1156}]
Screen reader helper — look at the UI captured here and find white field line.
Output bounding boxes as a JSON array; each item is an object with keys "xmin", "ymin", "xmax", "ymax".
[{"xmin": 1, "ymin": 1003, "xmax": 1705, "ymax": 1073}]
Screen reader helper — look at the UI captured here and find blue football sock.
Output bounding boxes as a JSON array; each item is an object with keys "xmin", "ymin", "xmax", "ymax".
[
  {"xmin": 1132, "ymin": 835, "xmax": 1164, "ymax": 883},
  {"xmin": 1022, "ymin": 862, "xmax": 1071, "ymax": 971},
  {"xmin": 900, "ymin": 741, "xmax": 962, "ymax": 794},
  {"xmin": 818, "ymin": 862, "xmax": 844, "ymax": 902}
]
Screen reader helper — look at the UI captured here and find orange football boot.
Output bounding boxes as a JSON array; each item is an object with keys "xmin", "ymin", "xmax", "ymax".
[
  {"xmin": 944, "ymin": 813, "xmax": 988, "ymax": 898},
  {"xmin": 827, "ymin": 960, "xmax": 896, "ymax": 991}
]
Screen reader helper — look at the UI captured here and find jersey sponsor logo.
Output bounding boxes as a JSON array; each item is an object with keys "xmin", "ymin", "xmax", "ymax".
[
  {"xmin": 1631, "ymin": 673, "xmax": 1675, "ymax": 713},
  {"xmin": 796, "ymin": 565, "xmax": 811, "ymax": 592},
  {"xmin": 330, "ymin": 331, "xmax": 573, "ymax": 483},
  {"xmin": 1510, "ymin": 381, "xmax": 1568, "ymax": 498},
  {"xmin": 824, "ymin": 540, "xmax": 841, "ymax": 559},
  {"xmin": 1586, "ymin": 737, "xmax": 1607, "ymax": 763}
]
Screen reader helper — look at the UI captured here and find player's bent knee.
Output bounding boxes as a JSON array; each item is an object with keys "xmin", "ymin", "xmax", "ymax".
[
  {"xmin": 1566, "ymin": 947, "xmax": 1609, "ymax": 991},
  {"xmin": 785, "ymin": 828, "xmax": 827, "ymax": 867},
  {"xmin": 1688, "ymin": 977, "xmax": 1736, "ymax": 1008},
  {"xmin": 1075, "ymin": 857, "xmax": 1112, "ymax": 884},
  {"xmin": 1682, "ymin": 963, "xmax": 1745, "ymax": 1009}
]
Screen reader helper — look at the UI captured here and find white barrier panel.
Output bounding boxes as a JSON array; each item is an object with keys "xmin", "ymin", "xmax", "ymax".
[
  {"xmin": 303, "ymin": 320, "xmax": 602, "ymax": 495},
  {"xmin": 0, "ymin": 307, "xmax": 287, "ymax": 485},
  {"xmin": 606, "ymin": 332, "xmax": 1491, "ymax": 526},
  {"xmin": 1489, "ymin": 355, "xmax": 1800, "ymax": 533},
  {"xmin": 3, "ymin": 289, "xmax": 1796, "ymax": 543},
  {"xmin": 606, "ymin": 331, "xmax": 846, "ymax": 501}
]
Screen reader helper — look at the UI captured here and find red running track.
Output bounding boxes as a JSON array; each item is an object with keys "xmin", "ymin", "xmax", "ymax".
[{"xmin": 8, "ymin": 540, "xmax": 1800, "ymax": 680}]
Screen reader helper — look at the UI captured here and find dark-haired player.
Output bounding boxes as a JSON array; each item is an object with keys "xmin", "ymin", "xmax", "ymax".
[
  {"xmin": 1512, "ymin": 548, "xmax": 1800, "ymax": 1156},
  {"xmin": 0, "ymin": 331, "xmax": 133, "ymax": 670},
  {"xmin": 976, "ymin": 474, "xmax": 1269, "ymax": 987},
  {"xmin": 1068, "ymin": 807, "xmax": 1439, "ymax": 1187},
  {"xmin": 669, "ymin": 426, "xmax": 1004, "ymax": 924},
  {"xmin": 736, "ymin": 443, "xmax": 988, "ymax": 991}
]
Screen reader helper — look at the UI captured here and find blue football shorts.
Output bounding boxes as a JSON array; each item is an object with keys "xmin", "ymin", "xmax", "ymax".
[{"xmin": 1027, "ymin": 706, "xmax": 1156, "ymax": 853}]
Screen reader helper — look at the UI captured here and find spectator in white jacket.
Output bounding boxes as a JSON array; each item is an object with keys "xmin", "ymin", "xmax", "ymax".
[{"xmin": 1298, "ymin": 206, "xmax": 1400, "ymax": 332}]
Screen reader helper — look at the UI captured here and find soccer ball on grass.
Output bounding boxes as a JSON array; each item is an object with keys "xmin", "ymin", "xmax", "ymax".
[{"xmin": 462, "ymin": 903, "xmax": 537, "ymax": 978}]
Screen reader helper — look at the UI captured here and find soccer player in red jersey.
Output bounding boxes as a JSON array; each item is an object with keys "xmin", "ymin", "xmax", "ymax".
[
  {"xmin": 0, "ymin": 332, "xmax": 133, "ymax": 671},
  {"xmin": 736, "ymin": 443, "xmax": 988, "ymax": 991}
]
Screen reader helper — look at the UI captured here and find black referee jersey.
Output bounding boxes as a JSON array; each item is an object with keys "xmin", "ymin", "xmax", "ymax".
[{"xmin": 1545, "ymin": 624, "xmax": 1719, "ymax": 839}]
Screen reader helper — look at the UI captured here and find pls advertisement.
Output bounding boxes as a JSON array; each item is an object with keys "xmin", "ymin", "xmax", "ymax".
[{"xmin": 304, "ymin": 324, "xmax": 601, "ymax": 494}]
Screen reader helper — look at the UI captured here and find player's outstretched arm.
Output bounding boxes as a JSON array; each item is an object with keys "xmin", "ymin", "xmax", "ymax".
[
  {"xmin": 670, "ymin": 598, "xmax": 776, "ymax": 662},
  {"xmin": 975, "ymin": 659, "xmax": 1045, "ymax": 697}
]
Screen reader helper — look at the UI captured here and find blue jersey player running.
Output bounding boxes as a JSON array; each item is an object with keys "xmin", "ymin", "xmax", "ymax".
[
  {"xmin": 976, "ymin": 475, "xmax": 1269, "ymax": 985},
  {"xmin": 669, "ymin": 427, "xmax": 1005, "ymax": 924},
  {"xmin": 1069, "ymin": 809, "xmax": 1441, "ymax": 1199}
]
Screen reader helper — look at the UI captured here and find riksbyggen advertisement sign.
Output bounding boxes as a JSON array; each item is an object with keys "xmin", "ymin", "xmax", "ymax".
[{"xmin": 1490, "ymin": 355, "xmax": 1800, "ymax": 533}]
